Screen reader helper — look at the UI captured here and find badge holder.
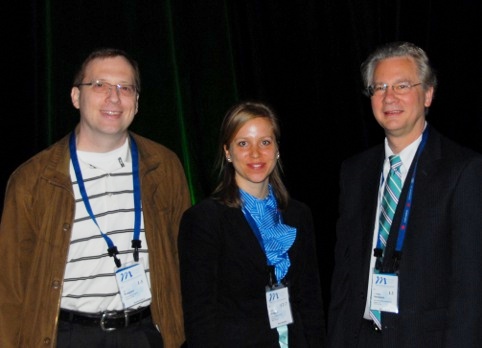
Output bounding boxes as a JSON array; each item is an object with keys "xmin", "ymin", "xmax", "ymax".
[{"xmin": 115, "ymin": 259, "xmax": 151, "ymax": 309}]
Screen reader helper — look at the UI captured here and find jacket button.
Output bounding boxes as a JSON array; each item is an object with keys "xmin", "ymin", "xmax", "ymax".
[
  {"xmin": 52, "ymin": 280, "xmax": 61, "ymax": 289},
  {"xmin": 62, "ymin": 223, "xmax": 70, "ymax": 232},
  {"xmin": 43, "ymin": 337, "xmax": 51, "ymax": 345}
]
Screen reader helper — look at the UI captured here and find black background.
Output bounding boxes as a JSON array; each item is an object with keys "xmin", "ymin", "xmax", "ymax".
[{"xmin": 2, "ymin": 0, "xmax": 481, "ymax": 316}]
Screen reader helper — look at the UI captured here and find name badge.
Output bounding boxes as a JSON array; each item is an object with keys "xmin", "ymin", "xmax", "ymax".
[
  {"xmin": 265, "ymin": 284, "xmax": 294, "ymax": 328},
  {"xmin": 115, "ymin": 259, "xmax": 151, "ymax": 309},
  {"xmin": 370, "ymin": 272, "xmax": 399, "ymax": 313}
]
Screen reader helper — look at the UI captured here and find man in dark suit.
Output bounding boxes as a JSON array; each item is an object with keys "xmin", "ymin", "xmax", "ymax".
[{"xmin": 327, "ymin": 41, "xmax": 482, "ymax": 347}]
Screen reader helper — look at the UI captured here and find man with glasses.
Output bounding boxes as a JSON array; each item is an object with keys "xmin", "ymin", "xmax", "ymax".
[
  {"xmin": 328, "ymin": 41, "xmax": 482, "ymax": 347},
  {"xmin": 0, "ymin": 48, "xmax": 190, "ymax": 347}
]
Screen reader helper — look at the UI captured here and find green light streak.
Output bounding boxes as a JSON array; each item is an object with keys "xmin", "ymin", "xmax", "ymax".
[
  {"xmin": 45, "ymin": 0, "xmax": 53, "ymax": 145},
  {"xmin": 165, "ymin": 0, "xmax": 196, "ymax": 204}
]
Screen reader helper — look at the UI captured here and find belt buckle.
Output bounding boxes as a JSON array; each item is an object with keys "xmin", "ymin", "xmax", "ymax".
[{"xmin": 100, "ymin": 311, "xmax": 128, "ymax": 332}]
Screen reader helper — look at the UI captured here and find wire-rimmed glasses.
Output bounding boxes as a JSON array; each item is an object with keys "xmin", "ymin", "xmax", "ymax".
[
  {"xmin": 76, "ymin": 80, "xmax": 137, "ymax": 97},
  {"xmin": 367, "ymin": 82, "xmax": 422, "ymax": 97}
]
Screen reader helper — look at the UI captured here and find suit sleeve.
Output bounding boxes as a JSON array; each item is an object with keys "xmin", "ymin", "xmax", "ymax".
[
  {"xmin": 291, "ymin": 202, "xmax": 327, "ymax": 347},
  {"xmin": 445, "ymin": 157, "xmax": 482, "ymax": 346},
  {"xmin": 178, "ymin": 202, "xmax": 222, "ymax": 347},
  {"xmin": 0, "ymin": 173, "xmax": 33, "ymax": 348}
]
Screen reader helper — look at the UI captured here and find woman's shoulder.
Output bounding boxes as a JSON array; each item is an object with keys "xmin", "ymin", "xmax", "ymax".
[
  {"xmin": 283, "ymin": 198, "xmax": 314, "ymax": 221},
  {"xmin": 183, "ymin": 197, "xmax": 231, "ymax": 217},
  {"xmin": 286, "ymin": 197, "xmax": 310, "ymax": 212}
]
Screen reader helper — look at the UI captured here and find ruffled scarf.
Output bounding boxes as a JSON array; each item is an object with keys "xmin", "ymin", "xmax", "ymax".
[{"xmin": 240, "ymin": 186, "xmax": 296, "ymax": 283}]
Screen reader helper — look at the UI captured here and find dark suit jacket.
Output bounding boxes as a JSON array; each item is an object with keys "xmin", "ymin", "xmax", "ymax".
[
  {"xmin": 178, "ymin": 197, "xmax": 326, "ymax": 347},
  {"xmin": 328, "ymin": 125, "xmax": 482, "ymax": 347}
]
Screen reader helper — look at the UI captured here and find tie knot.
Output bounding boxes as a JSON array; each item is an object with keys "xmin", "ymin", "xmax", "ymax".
[{"xmin": 389, "ymin": 155, "xmax": 402, "ymax": 170}]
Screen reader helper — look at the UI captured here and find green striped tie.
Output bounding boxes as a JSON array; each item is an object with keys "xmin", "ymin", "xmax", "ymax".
[{"xmin": 370, "ymin": 155, "xmax": 402, "ymax": 329}]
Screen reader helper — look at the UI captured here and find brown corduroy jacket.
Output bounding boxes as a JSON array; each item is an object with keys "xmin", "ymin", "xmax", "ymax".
[{"xmin": 0, "ymin": 131, "xmax": 191, "ymax": 347}]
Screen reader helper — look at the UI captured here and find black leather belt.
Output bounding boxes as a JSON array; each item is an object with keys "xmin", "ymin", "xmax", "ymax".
[{"xmin": 59, "ymin": 306, "xmax": 151, "ymax": 331}]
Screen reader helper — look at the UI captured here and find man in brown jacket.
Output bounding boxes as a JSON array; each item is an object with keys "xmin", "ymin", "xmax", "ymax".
[{"xmin": 0, "ymin": 48, "xmax": 190, "ymax": 347}]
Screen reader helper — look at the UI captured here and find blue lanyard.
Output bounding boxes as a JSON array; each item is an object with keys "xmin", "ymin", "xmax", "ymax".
[
  {"xmin": 69, "ymin": 132, "xmax": 142, "ymax": 267},
  {"xmin": 242, "ymin": 207, "xmax": 284, "ymax": 287},
  {"xmin": 375, "ymin": 128, "xmax": 429, "ymax": 259}
]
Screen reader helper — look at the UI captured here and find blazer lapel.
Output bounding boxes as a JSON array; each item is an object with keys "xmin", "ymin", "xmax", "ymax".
[{"xmin": 382, "ymin": 125, "xmax": 442, "ymax": 272}]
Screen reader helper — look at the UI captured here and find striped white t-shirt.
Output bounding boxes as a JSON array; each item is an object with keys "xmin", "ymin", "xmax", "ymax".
[{"xmin": 61, "ymin": 139, "xmax": 150, "ymax": 313}]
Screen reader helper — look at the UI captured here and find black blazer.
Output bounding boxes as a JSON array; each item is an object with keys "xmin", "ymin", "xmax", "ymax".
[
  {"xmin": 328, "ymin": 125, "xmax": 482, "ymax": 347},
  {"xmin": 179, "ymin": 197, "xmax": 326, "ymax": 347}
]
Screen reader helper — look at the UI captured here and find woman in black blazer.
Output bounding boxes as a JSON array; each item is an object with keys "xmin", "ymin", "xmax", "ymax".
[{"xmin": 178, "ymin": 101, "xmax": 326, "ymax": 347}]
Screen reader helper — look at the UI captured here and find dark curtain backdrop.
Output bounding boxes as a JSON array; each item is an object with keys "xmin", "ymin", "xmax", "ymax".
[{"xmin": 3, "ymin": 0, "xmax": 482, "ymax": 317}]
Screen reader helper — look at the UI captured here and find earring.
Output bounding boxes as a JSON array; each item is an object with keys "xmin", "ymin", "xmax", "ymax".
[
  {"xmin": 276, "ymin": 153, "xmax": 280, "ymax": 159},
  {"xmin": 226, "ymin": 157, "xmax": 232, "ymax": 162}
]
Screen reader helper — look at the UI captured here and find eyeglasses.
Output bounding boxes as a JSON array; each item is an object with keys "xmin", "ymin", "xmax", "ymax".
[
  {"xmin": 367, "ymin": 82, "xmax": 422, "ymax": 97},
  {"xmin": 76, "ymin": 80, "xmax": 137, "ymax": 97}
]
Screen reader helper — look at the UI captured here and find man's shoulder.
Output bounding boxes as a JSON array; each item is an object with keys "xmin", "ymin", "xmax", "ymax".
[
  {"xmin": 129, "ymin": 132, "xmax": 183, "ymax": 167},
  {"xmin": 130, "ymin": 132, "xmax": 175, "ymax": 153},
  {"xmin": 3, "ymin": 135, "xmax": 71, "ymax": 195},
  {"xmin": 428, "ymin": 126, "xmax": 482, "ymax": 161},
  {"xmin": 342, "ymin": 143, "xmax": 384, "ymax": 168},
  {"xmin": 10, "ymin": 135, "xmax": 70, "ymax": 176}
]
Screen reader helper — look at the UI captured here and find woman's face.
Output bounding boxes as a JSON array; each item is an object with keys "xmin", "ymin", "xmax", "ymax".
[{"xmin": 225, "ymin": 117, "xmax": 278, "ymax": 196}]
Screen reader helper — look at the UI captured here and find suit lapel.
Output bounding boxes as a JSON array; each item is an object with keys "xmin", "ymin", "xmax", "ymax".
[{"xmin": 382, "ymin": 125, "xmax": 442, "ymax": 272}]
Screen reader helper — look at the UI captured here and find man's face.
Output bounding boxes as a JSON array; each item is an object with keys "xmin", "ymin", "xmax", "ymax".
[
  {"xmin": 370, "ymin": 56, "xmax": 433, "ymax": 141},
  {"xmin": 71, "ymin": 56, "xmax": 139, "ymax": 144}
]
